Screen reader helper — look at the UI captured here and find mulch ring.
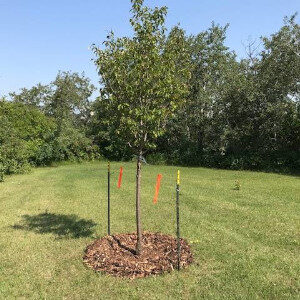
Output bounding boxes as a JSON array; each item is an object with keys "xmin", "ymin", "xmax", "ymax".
[{"xmin": 83, "ymin": 232, "xmax": 193, "ymax": 279}]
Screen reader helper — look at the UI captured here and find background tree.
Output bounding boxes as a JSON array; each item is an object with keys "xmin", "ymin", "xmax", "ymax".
[
  {"xmin": 157, "ymin": 22, "xmax": 240, "ymax": 165},
  {"xmin": 0, "ymin": 101, "xmax": 56, "ymax": 175},
  {"xmin": 221, "ymin": 14, "xmax": 300, "ymax": 170},
  {"xmin": 92, "ymin": 0, "xmax": 191, "ymax": 254},
  {"xmin": 9, "ymin": 83, "xmax": 52, "ymax": 110},
  {"xmin": 9, "ymin": 71, "xmax": 95, "ymax": 129},
  {"xmin": 48, "ymin": 71, "xmax": 95, "ymax": 131},
  {"xmin": 2, "ymin": 72, "xmax": 99, "ymax": 176},
  {"xmin": 156, "ymin": 14, "xmax": 299, "ymax": 171}
]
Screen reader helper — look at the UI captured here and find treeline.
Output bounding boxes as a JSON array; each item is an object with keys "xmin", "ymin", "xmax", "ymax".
[
  {"xmin": 92, "ymin": 15, "xmax": 300, "ymax": 172},
  {"xmin": 1, "ymin": 15, "xmax": 299, "ymax": 180}
]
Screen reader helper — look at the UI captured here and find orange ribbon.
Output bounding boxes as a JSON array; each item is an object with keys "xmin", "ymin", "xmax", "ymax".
[
  {"xmin": 117, "ymin": 166, "xmax": 123, "ymax": 188},
  {"xmin": 153, "ymin": 174, "xmax": 162, "ymax": 204}
]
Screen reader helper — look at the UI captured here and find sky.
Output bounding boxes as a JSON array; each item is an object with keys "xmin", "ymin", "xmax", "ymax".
[{"xmin": 0, "ymin": 0, "xmax": 299, "ymax": 97}]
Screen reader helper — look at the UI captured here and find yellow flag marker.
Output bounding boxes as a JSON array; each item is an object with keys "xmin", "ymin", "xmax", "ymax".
[{"xmin": 177, "ymin": 170, "xmax": 180, "ymax": 186}]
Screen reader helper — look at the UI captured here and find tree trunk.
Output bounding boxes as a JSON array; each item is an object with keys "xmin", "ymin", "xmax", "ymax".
[{"xmin": 135, "ymin": 153, "xmax": 142, "ymax": 255}]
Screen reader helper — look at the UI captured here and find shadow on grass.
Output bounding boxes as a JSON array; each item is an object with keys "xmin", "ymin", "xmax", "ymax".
[{"xmin": 12, "ymin": 212, "xmax": 97, "ymax": 239}]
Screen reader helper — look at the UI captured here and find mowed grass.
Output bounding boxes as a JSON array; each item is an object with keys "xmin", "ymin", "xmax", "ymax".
[{"xmin": 0, "ymin": 161, "xmax": 299, "ymax": 299}]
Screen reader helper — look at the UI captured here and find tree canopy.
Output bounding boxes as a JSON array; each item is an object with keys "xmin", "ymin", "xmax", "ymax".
[{"xmin": 92, "ymin": 0, "xmax": 191, "ymax": 156}]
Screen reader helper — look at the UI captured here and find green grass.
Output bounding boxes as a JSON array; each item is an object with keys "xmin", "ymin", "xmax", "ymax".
[{"xmin": 0, "ymin": 161, "xmax": 299, "ymax": 299}]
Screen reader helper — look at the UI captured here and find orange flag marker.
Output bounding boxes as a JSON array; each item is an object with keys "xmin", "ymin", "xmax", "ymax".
[
  {"xmin": 117, "ymin": 166, "xmax": 123, "ymax": 188},
  {"xmin": 153, "ymin": 174, "xmax": 162, "ymax": 204}
]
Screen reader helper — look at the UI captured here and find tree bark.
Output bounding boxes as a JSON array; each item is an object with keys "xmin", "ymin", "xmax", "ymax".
[{"xmin": 135, "ymin": 153, "xmax": 142, "ymax": 255}]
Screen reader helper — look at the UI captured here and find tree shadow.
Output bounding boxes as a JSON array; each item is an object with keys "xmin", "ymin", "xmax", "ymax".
[
  {"xmin": 112, "ymin": 235, "xmax": 137, "ymax": 256},
  {"xmin": 12, "ymin": 212, "xmax": 97, "ymax": 239}
]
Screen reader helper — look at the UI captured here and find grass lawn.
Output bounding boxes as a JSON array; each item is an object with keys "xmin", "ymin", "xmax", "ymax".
[{"xmin": 0, "ymin": 161, "xmax": 299, "ymax": 299}]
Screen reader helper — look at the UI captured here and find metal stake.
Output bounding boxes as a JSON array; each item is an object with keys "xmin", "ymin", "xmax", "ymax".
[
  {"xmin": 107, "ymin": 161, "xmax": 111, "ymax": 235},
  {"xmin": 176, "ymin": 170, "xmax": 180, "ymax": 270}
]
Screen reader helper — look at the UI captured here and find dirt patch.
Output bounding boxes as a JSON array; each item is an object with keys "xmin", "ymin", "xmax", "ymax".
[{"xmin": 83, "ymin": 232, "xmax": 193, "ymax": 279}]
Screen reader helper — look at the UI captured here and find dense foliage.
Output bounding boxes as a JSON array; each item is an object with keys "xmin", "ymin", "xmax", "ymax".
[
  {"xmin": 0, "ymin": 72, "xmax": 99, "ymax": 181},
  {"xmin": 92, "ymin": 11, "xmax": 300, "ymax": 172},
  {"xmin": 0, "ymin": 101, "xmax": 55, "ymax": 177}
]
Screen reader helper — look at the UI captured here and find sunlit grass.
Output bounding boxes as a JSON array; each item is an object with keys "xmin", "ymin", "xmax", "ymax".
[{"xmin": 0, "ymin": 161, "xmax": 299, "ymax": 299}]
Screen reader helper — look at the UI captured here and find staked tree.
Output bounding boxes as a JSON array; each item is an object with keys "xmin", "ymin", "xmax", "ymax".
[{"xmin": 92, "ymin": 0, "xmax": 191, "ymax": 254}]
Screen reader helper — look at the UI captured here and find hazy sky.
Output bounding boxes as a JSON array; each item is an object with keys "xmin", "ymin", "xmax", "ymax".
[{"xmin": 0, "ymin": 0, "xmax": 299, "ymax": 97}]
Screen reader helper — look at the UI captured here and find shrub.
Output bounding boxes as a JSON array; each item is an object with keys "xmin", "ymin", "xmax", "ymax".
[
  {"xmin": 146, "ymin": 153, "xmax": 167, "ymax": 165},
  {"xmin": 0, "ymin": 102, "xmax": 100, "ymax": 181}
]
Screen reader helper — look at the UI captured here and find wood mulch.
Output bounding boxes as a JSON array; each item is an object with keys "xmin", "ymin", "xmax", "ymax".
[{"xmin": 83, "ymin": 232, "xmax": 193, "ymax": 279}]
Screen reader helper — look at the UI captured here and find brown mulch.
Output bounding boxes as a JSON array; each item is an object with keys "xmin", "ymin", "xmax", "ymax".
[{"xmin": 83, "ymin": 232, "xmax": 193, "ymax": 279}]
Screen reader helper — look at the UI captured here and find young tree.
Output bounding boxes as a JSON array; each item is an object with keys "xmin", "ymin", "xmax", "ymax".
[{"xmin": 92, "ymin": 0, "xmax": 191, "ymax": 254}]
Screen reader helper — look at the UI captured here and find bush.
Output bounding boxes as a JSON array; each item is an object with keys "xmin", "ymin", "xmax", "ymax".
[
  {"xmin": 146, "ymin": 153, "xmax": 167, "ymax": 165},
  {"xmin": 51, "ymin": 124, "xmax": 100, "ymax": 162},
  {"xmin": 0, "ymin": 102, "xmax": 56, "ymax": 175},
  {"xmin": 0, "ymin": 137, "xmax": 31, "ymax": 174},
  {"xmin": 0, "ymin": 102, "xmax": 99, "ymax": 181}
]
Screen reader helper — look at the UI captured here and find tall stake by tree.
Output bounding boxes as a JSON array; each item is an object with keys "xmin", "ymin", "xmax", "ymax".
[{"xmin": 92, "ymin": 0, "xmax": 191, "ymax": 254}]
